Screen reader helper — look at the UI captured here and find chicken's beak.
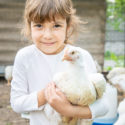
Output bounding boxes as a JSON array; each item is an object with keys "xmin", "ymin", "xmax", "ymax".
[
  {"xmin": 62, "ymin": 54, "xmax": 73, "ymax": 61},
  {"xmin": 62, "ymin": 54, "xmax": 69, "ymax": 61},
  {"xmin": 62, "ymin": 49, "xmax": 73, "ymax": 61}
]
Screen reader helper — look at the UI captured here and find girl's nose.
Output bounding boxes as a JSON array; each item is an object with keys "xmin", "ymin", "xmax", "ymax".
[{"xmin": 43, "ymin": 28, "xmax": 53, "ymax": 40}]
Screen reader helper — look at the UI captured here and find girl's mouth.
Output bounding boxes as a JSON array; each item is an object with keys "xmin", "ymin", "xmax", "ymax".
[{"xmin": 41, "ymin": 42, "xmax": 56, "ymax": 46}]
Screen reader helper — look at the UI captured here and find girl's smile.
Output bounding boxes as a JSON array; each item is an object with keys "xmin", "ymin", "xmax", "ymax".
[{"xmin": 40, "ymin": 41, "xmax": 56, "ymax": 46}]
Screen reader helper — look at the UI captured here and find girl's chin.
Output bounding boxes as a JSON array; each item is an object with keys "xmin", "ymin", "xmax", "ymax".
[
  {"xmin": 40, "ymin": 48, "xmax": 58, "ymax": 55},
  {"xmin": 42, "ymin": 50, "xmax": 58, "ymax": 55}
]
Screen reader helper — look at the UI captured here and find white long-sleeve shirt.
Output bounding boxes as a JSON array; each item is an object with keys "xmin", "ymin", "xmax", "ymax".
[{"xmin": 10, "ymin": 44, "xmax": 109, "ymax": 125}]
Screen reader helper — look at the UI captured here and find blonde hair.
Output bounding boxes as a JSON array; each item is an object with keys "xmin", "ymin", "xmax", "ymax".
[{"xmin": 22, "ymin": 0, "xmax": 82, "ymax": 44}]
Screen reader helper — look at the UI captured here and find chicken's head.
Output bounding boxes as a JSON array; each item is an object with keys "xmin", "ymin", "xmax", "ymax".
[{"xmin": 62, "ymin": 47, "xmax": 83, "ymax": 63}]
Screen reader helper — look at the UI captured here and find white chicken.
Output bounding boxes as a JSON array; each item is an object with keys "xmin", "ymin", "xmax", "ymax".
[
  {"xmin": 94, "ymin": 60, "xmax": 102, "ymax": 73},
  {"xmin": 4, "ymin": 65, "xmax": 13, "ymax": 85},
  {"xmin": 107, "ymin": 67, "xmax": 125, "ymax": 80},
  {"xmin": 109, "ymin": 74, "xmax": 125, "ymax": 90},
  {"xmin": 44, "ymin": 46, "xmax": 106, "ymax": 125},
  {"xmin": 114, "ymin": 99, "xmax": 125, "ymax": 125},
  {"xmin": 107, "ymin": 67, "xmax": 125, "ymax": 92}
]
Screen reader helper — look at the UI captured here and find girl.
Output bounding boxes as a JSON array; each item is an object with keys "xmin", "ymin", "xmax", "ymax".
[{"xmin": 10, "ymin": 0, "xmax": 109, "ymax": 125}]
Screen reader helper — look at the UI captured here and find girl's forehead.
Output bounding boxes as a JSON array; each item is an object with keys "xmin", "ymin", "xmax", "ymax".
[{"xmin": 32, "ymin": 16, "xmax": 66, "ymax": 24}]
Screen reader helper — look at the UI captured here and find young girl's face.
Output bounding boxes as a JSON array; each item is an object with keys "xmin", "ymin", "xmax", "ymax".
[{"xmin": 31, "ymin": 16, "xmax": 68, "ymax": 55}]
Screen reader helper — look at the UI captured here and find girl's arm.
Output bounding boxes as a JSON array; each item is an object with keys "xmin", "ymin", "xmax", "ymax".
[
  {"xmin": 37, "ymin": 89, "xmax": 47, "ymax": 107},
  {"xmin": 10, "ymin": 50, "xmax": 46, "ymax": 113},
  {"xmin": 66, "ymin": 105, "xmax": 92, "ymax": 119}
]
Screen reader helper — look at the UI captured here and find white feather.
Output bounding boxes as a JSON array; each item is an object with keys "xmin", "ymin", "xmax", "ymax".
[
  {"xmin": 4, "ymin": 65, "xmax": 13, "ymax": 81},
  {"xmin": 94, "ymin": 60, "xmax": 102, "ymax": 73},
  {"xmin": 109, "ymin": 74, "xmax": 125, "ymax": 90},
  {"xmin": 107, "ymin": 67, "xmax": 125, "ymax": 80}
]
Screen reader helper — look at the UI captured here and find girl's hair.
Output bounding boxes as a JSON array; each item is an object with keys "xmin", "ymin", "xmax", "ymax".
[{"xmin": 22, "ymin": 0, "xmax": 82, "ymax": 44}]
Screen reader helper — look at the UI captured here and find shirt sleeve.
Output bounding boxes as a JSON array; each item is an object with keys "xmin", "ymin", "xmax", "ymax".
[
  {"xmin": 10, "ymin": 50, "xmax": 45, "ymax": 113},
  {"xmin": 89, "ymin": 94, "xmax": 109, "ymax": 119},
  {"xmin": 83, "ymin": 50, "xmax": 109, "ymax": 119}
]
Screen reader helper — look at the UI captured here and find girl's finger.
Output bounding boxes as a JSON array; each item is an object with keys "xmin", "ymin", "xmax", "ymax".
[
  {"xmin": 50, "ymin": 83, "xmax": 56, "ymax": 93},
  {"xmin": 44, "ymin": 89, "xmax": 49, "ymax": 101},
  {"xmin": 56, "ymin": 89, "xmax": 64, "ymax": 97},
  {"xmin": 48, "ymin": 84, "xmax": 52, "ymax": 98},
  {"xmin": 56, "ymin": 89, "xmax": 68, "ymax": 101},
  {"xmin": 52, "ymin": 82, "xmax": 56, "ymax": 87},
  {"xmin": 47, "ymin": 83, "xmax": 56, "ymax": 99}
]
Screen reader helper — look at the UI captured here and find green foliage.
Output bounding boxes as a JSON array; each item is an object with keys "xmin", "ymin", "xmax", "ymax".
[
  {"xmin": 105, "ymin": 66, "xmax": 113, "ymax": 71},
  {"xmin": 104, "ymin": 51, "xmax": 124, "ymax": 71},
  {"xmin": 105, "ymin": 50, "xmax": 111, "ymax": 57},
  {"xmin": 104, "ymin": 51, "xmax": 118, "ymax": 61},
  {"xmin": 106, "ymin": 0, "xmax": 125, "ymax": 31}
]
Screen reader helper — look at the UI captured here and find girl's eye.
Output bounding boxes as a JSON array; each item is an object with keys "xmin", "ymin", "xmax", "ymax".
[
  {"xmin": 35, "ymin": 24, "xmax": 42, "ymax": 28},
  {"xmin": 54, "ymin": 24, "xmax": 61, "ymax": 28}
]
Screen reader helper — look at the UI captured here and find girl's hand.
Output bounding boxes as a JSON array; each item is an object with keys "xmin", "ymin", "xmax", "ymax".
[
  {"xmin": 44, "ymin": 82, "xmax": 73, "ymax": 116},
  {"xmin": 44, "ymin": 82, "xmax": 92, "ymax": 119}
]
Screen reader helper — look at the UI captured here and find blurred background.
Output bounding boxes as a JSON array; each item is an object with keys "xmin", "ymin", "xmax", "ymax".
[{"xmin": 0, "ymin": 0, "xmax": 125, "ymax": 125}]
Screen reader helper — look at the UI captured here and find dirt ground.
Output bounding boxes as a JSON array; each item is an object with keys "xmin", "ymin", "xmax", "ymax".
[{"xmin": 0, "ymin": 78, "xmax": 29, "ymax": 125}]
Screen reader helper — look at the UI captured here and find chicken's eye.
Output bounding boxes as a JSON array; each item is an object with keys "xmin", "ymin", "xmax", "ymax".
[{"xmin": 71, "ymin": 51, "xmax": 75, "ymax": 55}]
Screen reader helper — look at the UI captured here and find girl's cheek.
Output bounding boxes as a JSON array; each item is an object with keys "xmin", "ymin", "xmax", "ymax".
[{"xmin": 33, "ymin": 30, "xmax": 41, "ymax": 38}]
